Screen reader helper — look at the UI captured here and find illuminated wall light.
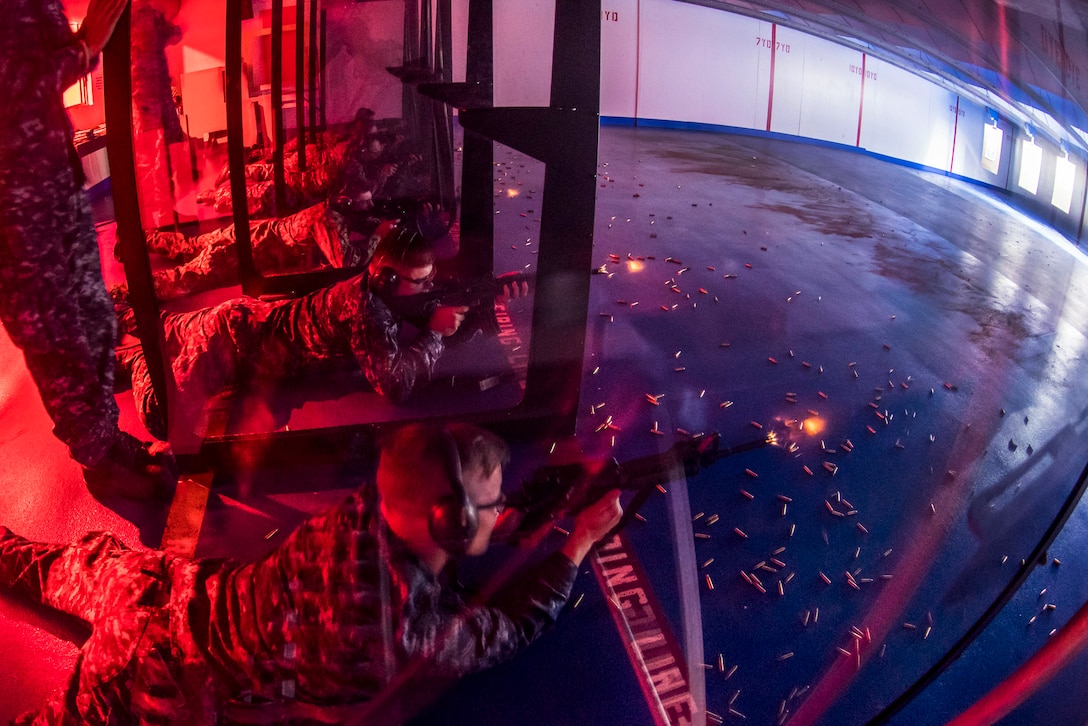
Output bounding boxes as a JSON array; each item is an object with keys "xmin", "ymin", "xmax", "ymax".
[
  {"xmin": 1017, "ymin": 135, "xmax": 1042, "ymax": 195},
  {"xmin": 1051, "ymin": 150, "xmax": 1076, "ymax": 214},
  {"xmin": 981, "ymin": 122, "xmax": 1003, "ymax": 175}
]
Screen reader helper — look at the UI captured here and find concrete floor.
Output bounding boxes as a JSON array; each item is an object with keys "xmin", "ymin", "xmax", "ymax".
[{"xmin": 0, "ymin": 125, "xmax": 1085, "ymax": 724}]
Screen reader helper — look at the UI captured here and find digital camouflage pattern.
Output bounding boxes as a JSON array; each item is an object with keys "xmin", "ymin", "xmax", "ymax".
[
  {"xmin": 0, "ymin": 486, "xmax": 578, "ymax": 723},
  {"xmin": 119, "ymin": 272, "xmax": 445, "ymax": 438},
  {"xmin": 199, "ymin": 138, "xmax": 357, "ymax": 217},
  {"xmin": 0, "ymin": 0, "xmax": 121, "ymax": 466},
  {"xmin": 140, "ymin": 201, "xmax": 356, "ymax": 299}
]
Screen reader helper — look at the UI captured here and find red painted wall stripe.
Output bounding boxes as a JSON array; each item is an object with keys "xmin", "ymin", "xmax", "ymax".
[
  {"xmin": 766, "ymin": 23, "xmax": 777, "ymax": 132},
  {"xmin": 856, "ymin": 52, "xmax": 866, "ymax": 147}
]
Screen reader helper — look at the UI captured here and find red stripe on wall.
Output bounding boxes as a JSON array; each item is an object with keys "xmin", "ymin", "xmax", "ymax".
[
  {"xmin": 856, "ymin": 53, "xmax": 866, "ymax": 147},
  {"xmin": 766, "ymin": 24, "xmax": 777, "ymax": 132}
]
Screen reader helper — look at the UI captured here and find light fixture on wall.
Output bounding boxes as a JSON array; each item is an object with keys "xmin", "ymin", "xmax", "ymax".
[
  {"xmin": 1052, "ymin": 140, "xmax": 1076, "ymax": 213},
  {"xmin": 1018, "ymin": 127, "xmax": 1042, "ymax": 195},
  {"xmin": 981, "ymin": 109, "xmax": 1003, "ymax": 174}
]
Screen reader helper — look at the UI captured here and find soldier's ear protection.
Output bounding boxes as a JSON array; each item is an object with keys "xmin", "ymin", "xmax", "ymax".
[
  {"xmin": 369, "ymin": 225, "xmax": 423, "ymax": 296},
  {"xmin": 370, "ymin": 264, "xmax": 401, "ymax": 296},
  {"xmin": 427, "ymin": 428, "xmax": 479, "ymax": 555}
]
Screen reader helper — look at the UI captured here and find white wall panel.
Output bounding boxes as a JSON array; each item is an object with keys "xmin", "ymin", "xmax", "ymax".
[
  {"xmin": 600, "ymin": 0, "xmax": 640, "ymax": 118},
  {"xmin": 636, "ymin": 0, "xmax": 766, "ymax": 129},
  {"xmin": 595, "ymin": 4, "xmax": 1010, "ymax": 185},
  {"xmin": 493, "ymin": 0, "xmax": 554, "ymax": 107},
  {"xmin": 859, "ymin": 59, "xmax": 956, "ymax": 169},
  {"xmin": 793, "ymin": 36, "xmax": 864, "ymax": 145}
]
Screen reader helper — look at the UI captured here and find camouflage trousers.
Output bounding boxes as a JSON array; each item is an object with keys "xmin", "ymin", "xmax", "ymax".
[
  {"xmin": 118, "ymin": 298, "xmax": 271, "ymax": 440},
  {"xmin": 0, "ymin": 189, "xmax": 119, "ymax": 466},
  {"xmin": 144, "ymin": 202, "xmax": 344, "ymax": 300},
  {"xmin": 0, "ymin": 526, "xmax": 223, "ymax": 725}
]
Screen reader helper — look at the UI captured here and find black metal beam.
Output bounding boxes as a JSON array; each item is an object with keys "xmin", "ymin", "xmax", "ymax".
[
  {"xmin": 295, "ymin": 0, "xmax": 306, "ymax": 170},
  {"xmin": 309, "ymin": 0, "xmax": 319, "ymax": 133},
  {"xmin": 226, "ymin": 0, "xmax": 258, "ymax": 296},
  {"xmin": 272, "ymin": 0, "xmax": 286, "ymax": 211}
]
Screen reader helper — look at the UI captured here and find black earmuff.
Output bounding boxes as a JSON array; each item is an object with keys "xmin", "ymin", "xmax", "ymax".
[
  {"xmin": 369, "ymin": 225, "xmax": 426, "ymax": 297},
  {"xmin": 427, "ymin": 428, "xmax": 478, "ymax": 555},
  {"xmin": 370, "ymin": 265, "xmax": 400, "ymax": 295}
]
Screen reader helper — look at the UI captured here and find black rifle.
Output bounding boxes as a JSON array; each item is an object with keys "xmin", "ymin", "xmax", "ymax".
[
  {"xmin": 498, "ymin": 431, "xmax": 776, "ymax": 543},
  {"xmin": 381, "ymin": 271, "xmax": 532, "ymax": 343}
]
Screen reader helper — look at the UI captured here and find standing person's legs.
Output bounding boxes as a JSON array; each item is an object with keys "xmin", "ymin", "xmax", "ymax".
[
  {"xmin": 0, "ymin": 191, "xmax": 121, "ymax": 467},
  {"xmin": 0, "ymin": 190, "xmax": 176, "ymax": 498}
]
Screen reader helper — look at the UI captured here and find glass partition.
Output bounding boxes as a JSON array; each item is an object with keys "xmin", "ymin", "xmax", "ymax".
[{"xmin": 109, "ymin": 0, "xmax": 595, "ymax": 453}]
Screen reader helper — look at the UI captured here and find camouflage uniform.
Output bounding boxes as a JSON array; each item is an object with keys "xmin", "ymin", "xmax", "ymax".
[
  {"xmin": 0, "ymin": 486, "xmax": 578, "ymax": 724},
  {"xmin": 199, "ymin": 141, "xmax": 356, "ymax": 218},
  {"xmin": 200, "ymin": 127, "xmax": 418, "ymax": 218},
  {"xmin": 0, "ymin": 0, "xmax": 121, "ymax": 466},
  {"xmin": 120, "ymin": 272, "xmax": 444, "ymax": 438},
  {"xmin": 140, "ymin": 200, "xmax": 369, "ymax": 300}
]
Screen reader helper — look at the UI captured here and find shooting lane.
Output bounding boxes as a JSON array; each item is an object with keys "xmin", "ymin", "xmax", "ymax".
[
  {"xmin": 407, "ymin": 2, "xmax": 1088, "ymax": 724},
  {"xmin": 406, "ymin": 131, "xmax": 1088, "ymax": 726}
]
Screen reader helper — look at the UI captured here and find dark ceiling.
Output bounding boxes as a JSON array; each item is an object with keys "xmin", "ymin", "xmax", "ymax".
[{"xmin": 694, "ymin": 0, "xmax": 1088, "ymax": 150}]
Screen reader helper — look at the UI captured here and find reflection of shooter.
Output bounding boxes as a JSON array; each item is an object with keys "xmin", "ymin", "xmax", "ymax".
[
  {"xmin": 196, "ymin": 116, "xmax": 426, "ymax": 218},
  {"xmin": 109, "ymin": 197, "xmax": 423, "ymax": 301},
  {"xmin": 116, "ymin": 227, "xmax": 526, "ymax": 437}
]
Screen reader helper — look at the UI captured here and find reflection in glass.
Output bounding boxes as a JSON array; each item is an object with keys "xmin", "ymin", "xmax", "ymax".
[
  {"xmin": 116, "ymin": 214, "xmax": 532, "ymax": 439},
  {"xmin": 111, "ymin": 1, "xmax": 540, "ymax": 442}
]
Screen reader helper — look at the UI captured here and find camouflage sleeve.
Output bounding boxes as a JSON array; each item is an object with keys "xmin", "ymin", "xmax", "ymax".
[
  {"xmin": 354, "ymin": 293, "xmax": 444, "ymax": 402},
  {"xmin": 0, "ymin": 1, "xmax": 91, "ymax": 118},
  {"xmin": 426, "ymin": 551, "xmax": 579, "ymax": 678}
]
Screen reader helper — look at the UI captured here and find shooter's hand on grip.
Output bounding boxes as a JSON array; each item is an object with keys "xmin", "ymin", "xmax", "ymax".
[
  {"xmin": 560, "ymin": 490, "xmax": 623, "ymax": 565},
  {"xmin": 427, "ymin": 305, "xmax": 469, "ymax": 337}
]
